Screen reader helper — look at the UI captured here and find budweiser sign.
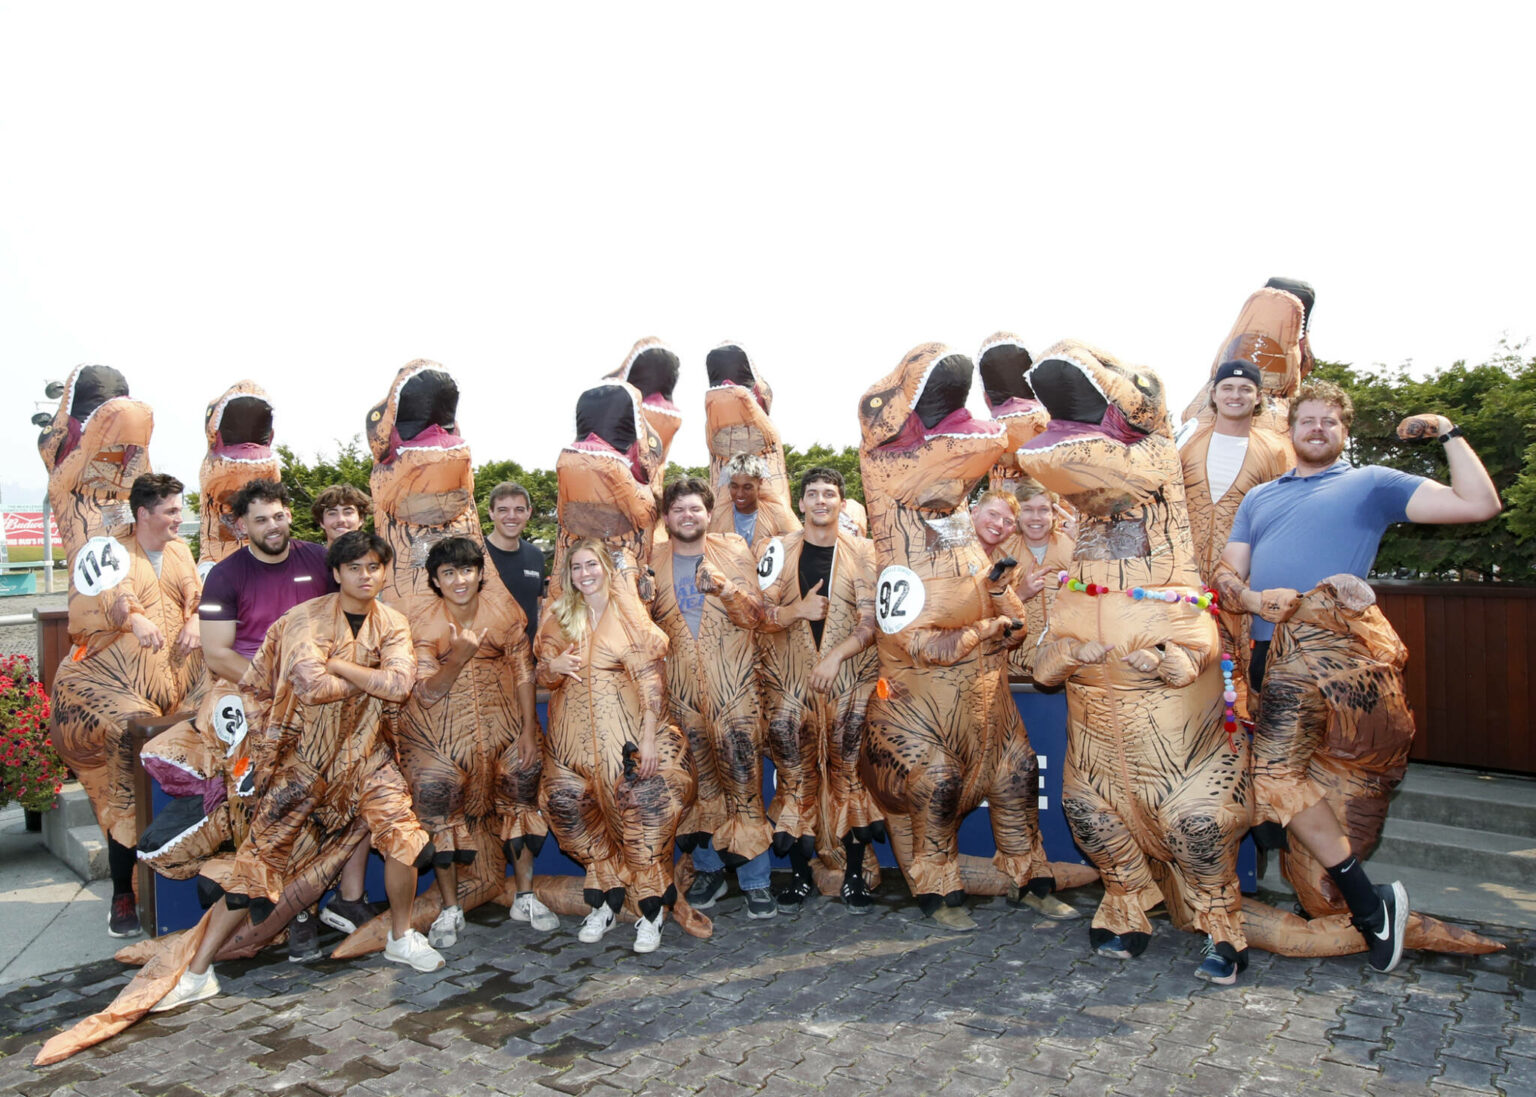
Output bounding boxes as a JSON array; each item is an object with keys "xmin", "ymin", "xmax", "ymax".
[{"xmin": 2, "ymin": 510, "xmax": 63, "ymax": 547}]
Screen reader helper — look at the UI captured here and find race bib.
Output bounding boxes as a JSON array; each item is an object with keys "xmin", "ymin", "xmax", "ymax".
[
  {"xmin": 756, "ymin": 537, "xmax": 785, "ymax": 591},
  {"xmin": 73, "ymin": 536, "xmax": 131, "ymax": 596},
  {"xmin": 875, "ymin": 565, "xmax": 926, "ymax": 634},
  {"xmin": 213, "ymin": 693, "xmax": 248, "ymax": 755}
]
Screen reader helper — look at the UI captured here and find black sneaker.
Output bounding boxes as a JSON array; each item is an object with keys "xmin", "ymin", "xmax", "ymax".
[
  {"xmin": 319, "ymin": 895, "xmax": 379, "ymax": 935},
  {"xmin": 776, "ymin": 876, "xmax": 815, "ymax": 911},
  {"xmin": 1360, "ymin": 881, "xmax": 1408, "ymax": 973},
  {"xmin": 686, "ymin": 870, "xmax": 728, "ymax": 910},
  {"xmin": 108, "ymin": 893, "xmax": 142, "ymax": 938},
  {"xmin": 744, "ymin": 887, "xmax": 778, "ymax": 920},
  {"xmin": 287, "ymin": 911, "xmax": 321, "ymax": 963},
  {"xmin": 840, "ymin": 876, "xmax": 875, "ymax": 915}
]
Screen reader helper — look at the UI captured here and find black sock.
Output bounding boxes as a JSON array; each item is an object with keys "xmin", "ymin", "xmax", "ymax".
[
  {"xmin": 1326, "ymin": 855, "xmax": 1381, "ymax": 928},
  {"xmin": 842, "ymin": 838, "xmax": 866, "ymax": 884},
  {"xmin": 787, "ymin": 845, "xmax": 812, "ymax": 884},
  {"xmin": 108, "ymin": 838, "xmax": 136, "ymax": 896}
]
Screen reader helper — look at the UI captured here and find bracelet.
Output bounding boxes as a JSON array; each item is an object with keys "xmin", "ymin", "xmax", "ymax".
[{"xmin": 1440, "ymin": 425, "xmax": 1464, "ymax": 443}]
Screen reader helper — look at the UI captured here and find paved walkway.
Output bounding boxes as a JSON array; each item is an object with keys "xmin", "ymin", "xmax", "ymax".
[{"xmin": 1, "ymin": 872, "xmax": 1530, "ymax": 1097}]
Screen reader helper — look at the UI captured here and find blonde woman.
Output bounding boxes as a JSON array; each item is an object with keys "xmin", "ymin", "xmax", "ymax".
[{"xmin": 535, "ymin": 540, "xmax": 694, "ymax": 953}]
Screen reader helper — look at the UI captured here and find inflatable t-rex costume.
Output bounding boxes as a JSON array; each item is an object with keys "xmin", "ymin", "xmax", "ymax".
[
  {"xmin": 533, "ymin": 585, "xmax": 706, "ymax": 936},
  {"xmin": 651, "ymin": 533, "xmax": 773, "ymax": 864},
  {"xmin": 757, "ymin": 526, "xmax": 885, "ymax": 888},
  {"xmin": 1180, "ymin": 279, "xmax": 1315, "ymax": 437},
  {"xmin": 704, "ymin": 342, "xmax": 800, "ymax": 548},
  {"xmin": 978, "ymin": 332, "xmax": 1049, "ymax": 490},
  {"xmin": 855, "ymin": 343, "xmax": 1060, "ymax": 914},
  {"xmin": 605, "ymin": 337, "xmax": 683, "ymax": 491},
  {"xmin": 197, "ymin": 381, "xmax": 278, "ymax": 567},
  {"xmin": 367, "ymin": 361, "xmax": 478, "ymax": 602},
  {"xmin": 551, "ymin": 380, "xmax": 666, "ymax": 599}
]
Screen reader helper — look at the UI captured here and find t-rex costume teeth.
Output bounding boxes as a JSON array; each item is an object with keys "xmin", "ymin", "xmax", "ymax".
[
  {"xmin": 366, "ymin": 360, "xmax": 478, "ymax": 603},
  {"xmin": 197, "ymin": 381, "xmax": 278, "ymax": 566},
  {"xmin": 855, "ymin": 343, "xmax": 1047, "ymax": 905},
  {"xmin": 651, "ymin": 533, "xmax": 774, "ymax": 865},
  {"xmin": 703, "ymin": 342, "xmax": 800, "ymax": 549},
  {"xmin": 551, "ymin": 380, "xmax": 666, "ymax": 600},
  {"xmin": 978, "ymin": 332, "xmax": 1049, "ymax": 490}
]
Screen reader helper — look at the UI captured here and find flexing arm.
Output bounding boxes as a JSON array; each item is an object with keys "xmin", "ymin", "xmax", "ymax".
[{"xmin": 1400, "ymin": 415, "xmax": 1503, "ymax": 524}]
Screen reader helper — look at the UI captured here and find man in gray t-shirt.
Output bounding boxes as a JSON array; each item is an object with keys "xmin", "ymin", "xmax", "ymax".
[{"xmin": 1216, "ymin": 379, "xmax": 1500, "ymax": 977}]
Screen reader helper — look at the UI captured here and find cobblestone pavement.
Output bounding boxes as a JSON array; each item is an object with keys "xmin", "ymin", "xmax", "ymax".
[{"xmin": 1, "ymin": 884, "xmax": 1530, "ymax": 1097}]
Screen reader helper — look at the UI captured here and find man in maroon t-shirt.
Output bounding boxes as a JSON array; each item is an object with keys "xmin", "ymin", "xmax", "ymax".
[{"xmin": 198, "ymin": 479, "xmax": 336, "ymax": 958}]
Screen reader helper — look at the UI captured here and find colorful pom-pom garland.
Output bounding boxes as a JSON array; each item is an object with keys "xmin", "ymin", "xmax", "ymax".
[
  {"xmin": 1221, "ymin": 652, "xmax": 1239, "ymax": 752},
  {"xmin": 1054, "ymin": 572, "xmax": 1219, "ymax": 616}
]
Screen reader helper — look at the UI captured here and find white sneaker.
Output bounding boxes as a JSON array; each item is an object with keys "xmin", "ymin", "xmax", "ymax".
[
  {"xmin": 384, "ymin": 929, "xmax": 445, "ymax": 972},
  {"xmin": 512, "ymin": 891, "xmax": 560, "ymax": 932},
  {"xmin": 428, "ymin": 905, "xmax": 463, "ymax": 949},
  {"xmin": 150, "ymin": 966, "xmax": 221, "ymax": 1012},
  {"xmin": 577, "ymin": 905, "xmax": 616, "ymax": 943},
  {"xmin": 633, "ymin": 910, "xmax": 665, "ymax": 953}
]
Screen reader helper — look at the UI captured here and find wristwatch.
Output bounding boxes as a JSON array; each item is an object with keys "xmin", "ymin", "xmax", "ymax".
[{"xmin": 1439, "ymin": 425, "xmax": 1464, "ymax": 443}]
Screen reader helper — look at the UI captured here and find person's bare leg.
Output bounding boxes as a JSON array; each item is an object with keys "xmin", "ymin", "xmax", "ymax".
[
  {"xmin": 339, "ymin": 840, "xmax": 371, "ymax": 901},
  {"xmin": 384, "ymin": 857, "xmax": 419, "ymax": 939},
  {"xmin": 1285, "ymin": 800, "xmax": 1351, "ymax": 866},
  {"xmin": 187, "ymin": 900, "xmax": 247, "ymax": 976},
  {"xmin": 513, "ymin": 848, "xmax": 534, "ymax": 895},
  {"xmin": 434, "ymin": 862, "xmax": 458, "ymax": 908}
]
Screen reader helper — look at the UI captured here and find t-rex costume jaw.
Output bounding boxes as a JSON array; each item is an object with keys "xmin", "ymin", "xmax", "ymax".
[
  {"xmin": 1018, "ymin": 340, "xmax": 1249, "ymax": 959},
  {"xmin": 650, "ymin": 533, "xmax": 774, "ymax": 865},
  {"xmin": 854, "ymin": 343, "xmax": 1045, "ymax": 910},
  {"xmin": 551, "ymin": 381, "xmax": 665, "ymax": 599},
  {"xmin": 978, "ymin": 332, "xmax": 1049, "ymax": 491},
  {"xmin": 197, "ymin": 381, "xmax": 278, "ymax": 567},
  {"xmin": 702, "ymin": 343, "xmax": 800, "ymax": 548},
  {"xmin": 367, "ymin": 361, "xmax": 478, "ymax": 602},
  {"xmin": 757, "ymin": 527, "xmax": 885, "ymax": 880}
]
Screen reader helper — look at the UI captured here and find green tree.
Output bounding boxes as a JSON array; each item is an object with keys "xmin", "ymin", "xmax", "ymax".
[
  {"xmin": 783, "ymin": 443, "xmax": 864, "ymax": 504},
  {"xmin": 1312, "ymin": 344, "xmax": 1536, "ymax": 582},
  {"xmin": 473, "ymin": 460, "xmax": 558, "ymax": 548},
  {"xmin": 276, "ymin": 438, "xmax": 374, "ymax": 543}
]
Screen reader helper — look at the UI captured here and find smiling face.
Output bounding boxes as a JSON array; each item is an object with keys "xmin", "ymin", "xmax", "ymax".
[
  {"xmin": 1017, "ymin": 494, "xmax": 1054, "ymax": 546},
  {"xmin": 728, "ymin": 474, "xmax": 760, "ymax": 515},
  {"xmin": 1290, "ymin": 399, "xmax": 1349, "ymax": 470},
  {"xmin": 1212, "ymin": 377, "xmax": 1261, "ymax": 425},
  {"xmin": 971, "ymin": 498, "xmax": 1016, "ymax": 550},
  {"xmin": 241, "ymin": 498, "xmax": 293, "ymax": 560},
  {"xmin": 665, "ymin": 493, "xmax": 709, "ymax": 545},
  {"xmin": 320, "ymin": 504, "xmax": 363, "ymax": 544},
  {"xmin": 433, "ymin": 562, "xmax": 482, "ymax": 609},
  {"xmin": 490, "ymin": 494, "xmax": 531, "ymax": 541},
  {"xmin": 569, "ymin": 547, "xmax": 607, "ymax": 599},
  {"xmin": 800, "ymin": 480, "xmax": 843, "ymax": 529},
  {"xmin": 136, "ymin": 494, "xmax": 183, "ymax": 549}
]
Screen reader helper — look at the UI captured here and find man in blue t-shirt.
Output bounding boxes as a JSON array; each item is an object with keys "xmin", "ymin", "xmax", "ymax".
[{"xmin": 1217, "ymin": 379, "xmax": 1501, "ymax": 975}]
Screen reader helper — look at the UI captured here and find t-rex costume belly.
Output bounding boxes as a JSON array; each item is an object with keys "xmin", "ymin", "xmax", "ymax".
[
  {"xmin": 533, "ymin": 592, "xmax": 699, "ymax": 926},
  {"xmin": 1018, "ymin": 340, "xmax": 1248, "ymax": 956},
  {"xmin": 1002, "ymin": 528, "xmax": 1073, "ymax": 681},
  {"xmin": 703, "ymin": 342, "xmax": 800, "ymax": 549},
  {"xmin": 651, "ymin": 534, "xmax": 773, "ymax": 864},
  {"xmin": 551, "ymin": 381, "xmax": 665, "ymax": 599},
  {"xmin": 855, "ymin": 343, "xmax": 1044, "ymax": 908},
  {"xmin": 51, "ymin": 535, "xmax": 204, "ymax": 849},
  {"xmin": 367, "ymin": 361, "xmax": 479, "ymax": 602},
  {"xmin": 757, "ymin": 527, "xmax": 883, "ymax": 873},
  {"xmin": 978, "ymin": 332, "xmax": 1049, "ymax": 491},
  {"xmin": 196, "ymin": 381, "xmax": 278, "ymax": 568}
]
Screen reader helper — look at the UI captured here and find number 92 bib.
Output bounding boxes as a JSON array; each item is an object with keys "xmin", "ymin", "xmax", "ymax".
[{"xmin": 875, "ymin": 565, "xmax": 926, "ymax": 634}]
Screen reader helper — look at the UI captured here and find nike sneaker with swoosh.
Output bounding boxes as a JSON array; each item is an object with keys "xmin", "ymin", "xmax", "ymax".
[{"xmin": 1362, "ymin": 880, "xmax": 1408, "ymax": 973}]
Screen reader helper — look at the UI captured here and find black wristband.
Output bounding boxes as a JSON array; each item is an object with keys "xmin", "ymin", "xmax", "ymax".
[{"xmin": 1439, "ymin": 425, "xmax": 1464, "ymax": 443}]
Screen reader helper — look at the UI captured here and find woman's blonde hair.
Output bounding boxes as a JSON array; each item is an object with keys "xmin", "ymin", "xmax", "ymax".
[{"xmin": 553, "ymin": 539, "xmax": 619, "ymax": 643}]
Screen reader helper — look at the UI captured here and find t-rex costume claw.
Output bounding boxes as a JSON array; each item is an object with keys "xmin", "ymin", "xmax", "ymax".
[
  {"xmin": 367, "ymin": 361, "xmax": 478, "ymax": 602},
  {"xmin": 551, "ymin": 381, "xmax": 666, "ymax": 599},
  {"xmin": 1017, "ymin": 340, "xmax": 1248, "ymax": 957},
  {"xmin": 605, "ymin": 337, "xmax": 683, "ymax": 488},
  {"xmin": 533, "ymin": 590, "xmax": 706, "ymax": 936},
  {"xmin": 757, "ymin": 527, "xmax": 886, "ymax": 885},
  {"xmin": 854, "ymin": 343, "xmax": 1047, "ymax": 909},
  {"xmin": 978, "ymin": 333, "xmax": 1049, "ymax": 491},
  {"xmin": 704, "ymin": 342, "xmax": 801, "ymax": 548},
  {"xmin": 197, "ymin": 381, "xmax": 278, "ymax": 567},
  {"xmin": 651, "ymin": 533, "xmax": 774, "ymax": 865},
  {"xmin": 1180, "ymin": 280, "xmax": 1314, "ymax": 438}
]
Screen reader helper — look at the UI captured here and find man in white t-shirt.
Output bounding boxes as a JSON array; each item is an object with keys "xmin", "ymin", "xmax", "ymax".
[{"xmin": 1179, "ymin": 359, "xmax": 1290, "ymax": 715}]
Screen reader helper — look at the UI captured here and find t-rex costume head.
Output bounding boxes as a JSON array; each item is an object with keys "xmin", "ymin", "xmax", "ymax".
[
  {"xmin": 36, "ymin": 364, "xmax": 155, "ymax": 564},
  {"xmin": 552, "ymin": 380, "xmax": 665, "ymax": 597},
  {"xmin": 1180, "ymin": 279, "xmax": 1314, "ymax": 435},
  {"xmin": 197, "ymin": 381, "xmax": 278, "ymax": 566},
  {"xmin": 605, "ymin": 337, "xmax": 682, "ymax": 481},
  {"xmin": 704, "ymin": 342, "xmax": 796, "ymax": 518},
  {"xmin": 366, "ymin": 360, "xmax": 478, "ymax": 602},
  {"xmin": 978, "ymin": 332, "xmax": 1048, "ymax": 489}
]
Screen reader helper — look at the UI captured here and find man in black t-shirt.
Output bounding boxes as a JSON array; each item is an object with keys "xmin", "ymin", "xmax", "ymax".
[{"xmin": 483, "ymin": 481, "xmax": 545, "ymax": 646}]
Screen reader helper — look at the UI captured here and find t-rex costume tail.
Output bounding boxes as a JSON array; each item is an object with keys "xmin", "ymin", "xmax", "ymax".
[
  {"xmin": 978, "ymin": 332, "xmax": 1049, "ymax": 490},
  {"xmin": 855, "ymin": 343, "xmax": 1057, "ymax": 910},
  {"xmin": 703, "ymin": 342, "xmax": 800, "ymax": 547},
  {"xmin": 197, "ymin": 381, "xmax": 278, "ymax": 567},
  {"xmin": 367, "ymin": 361, "xmax": 478, "ymax": 602}
]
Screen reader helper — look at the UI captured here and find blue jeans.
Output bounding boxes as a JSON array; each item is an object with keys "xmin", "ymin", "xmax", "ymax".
[{"xmin": 692, "ymin": 842, "xmax": 771, "ymax": 891}]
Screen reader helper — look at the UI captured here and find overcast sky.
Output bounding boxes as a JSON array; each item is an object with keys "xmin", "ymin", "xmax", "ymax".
[{"xmin": 3, "ymin": 3, "xmax": 1532, "ymax": 508}]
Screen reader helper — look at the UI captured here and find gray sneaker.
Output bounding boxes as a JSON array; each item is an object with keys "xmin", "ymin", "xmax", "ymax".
[
  {"xmin": 686, "ymin": 870, "xmax": 728, "ymax": 910},
  {"xmin": 745, "ymin": 887, "xmax": 778, "ymax": 920}
]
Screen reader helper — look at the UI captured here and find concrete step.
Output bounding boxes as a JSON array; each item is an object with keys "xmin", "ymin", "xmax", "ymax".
[
  {"xmin": 1388, "ymin": 765, "xmax": 1536, "ymax": 837},
  {"xmin": 40, "ymin": 784, "xmax": 107, "ymax": 882},
  {"xmin": 1372, "ymin": 816, "xmax": 1536, "ymax": 888}
]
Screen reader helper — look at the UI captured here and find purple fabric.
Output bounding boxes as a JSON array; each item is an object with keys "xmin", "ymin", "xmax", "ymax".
[
  {"xmin": 198, "ymin": 540, "xmax": 334, "ymax": 657},
  {"xmin": 141, "ymin": 753, "xmax": 226, "ymax": 814}
]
